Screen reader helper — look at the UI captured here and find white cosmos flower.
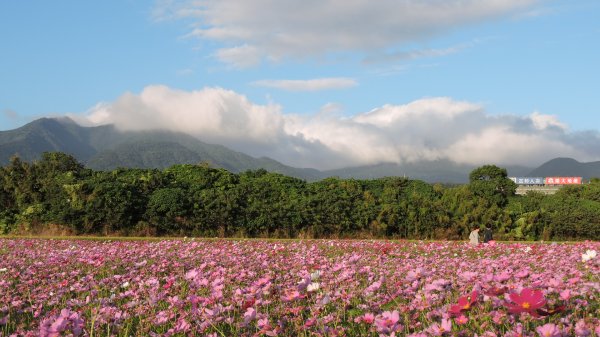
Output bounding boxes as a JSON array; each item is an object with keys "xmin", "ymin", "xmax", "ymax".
[
  {"xmin": 0, "ymin": 268, "xmax": 7, "ymax": 272},
  {"xmin": 307, "ymin": 282, "xmax": 320, "ymax": 293},
  {"xmin": 310, "ymin": 270, "xmax": 321, "ymax": 281},
  {"xmin": 121, "ymin": 281, "xmax": 130, "ymax": 289},
  {"xmin": 582, "ymin": 249, "xmax": 597, "ymax": 262}
]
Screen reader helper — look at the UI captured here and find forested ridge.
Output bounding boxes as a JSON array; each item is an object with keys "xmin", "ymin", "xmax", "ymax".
[{"xmin": 1, "ymin": 152, "xmax": 599, "ymax": 240}]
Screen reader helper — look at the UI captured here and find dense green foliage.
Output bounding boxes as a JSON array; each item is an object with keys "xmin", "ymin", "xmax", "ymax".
[{"xmin": 1, "ymin": 152, "xmax": 599, "ymax": 240}]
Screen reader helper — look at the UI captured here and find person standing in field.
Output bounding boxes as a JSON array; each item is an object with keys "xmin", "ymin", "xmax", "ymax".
[
  {"xmin": 469, "ymin": 227, "xmax": 480, "ymax": 246},
  {"xmin": 483, "ymin": 225, "xmax": 493, "ymax": 243}
]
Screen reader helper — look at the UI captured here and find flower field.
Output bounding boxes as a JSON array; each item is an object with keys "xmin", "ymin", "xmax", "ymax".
[{"xmin": 0, "ymin": 239, "xmax": 599, "ymax": 337}]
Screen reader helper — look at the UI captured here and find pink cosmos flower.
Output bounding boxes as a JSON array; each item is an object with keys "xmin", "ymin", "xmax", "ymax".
[
  {"xmin": 515, "ymin": 269, "xmax": 529, "ymax": 279},
  {"xmin": 282, "ymin": 289, "xmax": 304, "ymax": 301},
  {"xmin": 363, "ymin": 313, "xmax": 375, "ymax": 324},
  {"xmin": 574, "ymin": 319, "xmax": 591, "ymax": 337},
  {"xmin": 425, "ymin": 323, "xmax": 444, "ymax": 336},
  {"xmin": 559, "ymin": 289, "xmax": 571, "ymax": 301},
  {"xmin": 455, "ymin": 315, "xmax": 468, "ymax": 325},
  {"xmin": 39, "ymin": 309, "xmax": 84, "ymax": 337},
  {"xmin": 441, "ymin": 318, "xmax": 452, "ymax": 333},
  {"xmin": 174, "ymin": 318, "xmax": 190, "ymax": 333},
  {"xmin": 242, "ymin": 307, "xmax": 256, "ymax": 327},
  {"xmin": 535, "ymin": 323, "xmax": 561, "ymax": 337},
  {"xmin": 425, "ymin": 319, "xmax": 451, "ymax": 336},
  {"xmin": 257, "ymin": 318, "xmax": 279, "ymax": 336},
  {"xmin": 494, "ymin": 272, "xmax": 511, "ymax": 283},
  {"xmin": 547, "ymin": 278, "xmax": 561, "ymax": 288},
  {"xmin": 257, "ymin": 318, "xmax": 270, "ymax": 329},
  {"xmin": 459, "ymin": 271, "xmax": 478, "ymax": 282},
  {"xmin": 354, "ymin": 312, "xmax": 375, "ymax": 324},
  {"xmin": 505, "ymin": 288, "xmax": 546, "ymax": 316},
  {"xmin": 153, "ymin": 311, "xmax": 169, "ymax": 325},
  {"xmin": 374, "ymin": 310, "xmax": 401, "ymax": 335},
  {"xmin": 304, "ymin": 318, "xmax": 317, "ymax": 328},
  {"xmin": 364, "ymin": 279, "xmax": 382, "ymax": 295}
]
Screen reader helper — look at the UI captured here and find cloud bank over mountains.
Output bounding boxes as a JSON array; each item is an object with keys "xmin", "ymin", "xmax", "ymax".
[
  {"xmin": 75, "ymin": 85, "xmax": 600, "ymax": 170},
  {"xmin": 153, "ymin": 0, "xmax": 539, "ymax": 67}
]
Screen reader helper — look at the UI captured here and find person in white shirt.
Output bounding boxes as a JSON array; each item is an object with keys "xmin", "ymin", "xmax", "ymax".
[{"xmin": 469, "ymin": 227, "xmax": 480, "ymax": 246}]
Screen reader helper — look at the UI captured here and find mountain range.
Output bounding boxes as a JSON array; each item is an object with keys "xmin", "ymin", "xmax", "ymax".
[{"xmin": 1, "ymin": 117, "xmax": 599, "ymax": 183}]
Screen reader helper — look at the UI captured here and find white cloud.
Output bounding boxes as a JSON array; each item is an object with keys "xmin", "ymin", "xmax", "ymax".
[
  {"xmin": 252, "ymin": 78, "xmax": 358, "ymax": 91},
  {"xmin": 77, "ymin": 85, "xmax": 285, "ymax": 146},
  {"xmin": 363, "ymin": 44, "xmax": 470, "ymax": 64},
  {"xmin": 354, "ymin": 97, "xmax": 483, "ymax": 127},
  {"xmin": 530, "ymin": 111, "xmax": 568, "ymax": 131},
  {"xmin": 446, "ymin": 126, "xmax": 578, "ymax": 166},
  {"xmin": 215, "ymin": 45, "xmax": 263, "ymax": 69},
  {"xmin": 75, "ymin": 85, "xmax": 600, "ymax": 170},
  {"xmin": 154, "ymin": 0, "xmax": 540, "ymax": 67}
]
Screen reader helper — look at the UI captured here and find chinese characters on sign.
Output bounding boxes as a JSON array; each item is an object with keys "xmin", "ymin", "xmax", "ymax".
[
  {"xmin": 509, "ymin": 177, "xmax": 583, "ymax": 185},
  {"xmin": 544, "ymin": 177, "xmax": 582, "ymax": 185},
  {"xmin": 509, "ymin": 177, "xmax": 544, "ymax": 185}
]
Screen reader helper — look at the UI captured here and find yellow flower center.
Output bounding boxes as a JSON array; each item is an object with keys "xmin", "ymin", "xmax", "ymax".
[
  {"xmin": 522, "ymin": 302, "xmax": 530, "ymax": 309},
  {"xmin": 462, "ymin": 303, "xmax": 470, "ymax": 310}
]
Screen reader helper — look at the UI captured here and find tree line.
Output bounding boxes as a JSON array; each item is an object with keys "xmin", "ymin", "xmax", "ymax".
[{"xmin": 1, "ymin": 152, "xmax": 599, "ymax": 240}]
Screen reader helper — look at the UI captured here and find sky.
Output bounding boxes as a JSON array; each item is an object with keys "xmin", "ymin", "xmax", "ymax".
[{"xmin": 1, "ymin": 0, "xmax": 599, "ymax": 170}]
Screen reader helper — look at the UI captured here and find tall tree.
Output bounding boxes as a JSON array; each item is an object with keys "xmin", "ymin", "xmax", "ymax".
[{"xmin": 469, "ymin": 165, "xmax": 516, "ymax": 207}]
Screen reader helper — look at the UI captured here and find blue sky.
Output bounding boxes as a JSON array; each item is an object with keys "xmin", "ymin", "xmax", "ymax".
[{"xmin": 1, "ymin": 0, "xmax": 599, "ymax": 169}]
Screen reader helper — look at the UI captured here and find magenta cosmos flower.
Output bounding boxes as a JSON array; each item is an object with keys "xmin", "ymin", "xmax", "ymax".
[
  {"xmin": 448, "ymin": 290, "xmax": 478, "ymax": 316},
  {"xmin": 505, "ymin": 288, "xmax": 546, "ymax": 316}
]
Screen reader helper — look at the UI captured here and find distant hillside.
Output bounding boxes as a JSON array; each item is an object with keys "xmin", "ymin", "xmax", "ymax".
[
  {"xmin": 86, "ymin": 141, "xmax": 205, "ymax": 170},
  {"xmin": 0, "ymin": 118, "xmax": 321, "ymax": 180},
  {"xmin": 322, "ymin": 161, "xmax": 469, "ymax": 183},
  {"xmin": 528, "ymin": 157, "xmax": 600, "ymax": 180},
  {"xmin": 321, "ymin": 161, "xmax": 533, "ymax": 184},
  {"xmin": 0, "ymin": 118, "xmax": 97, "ymax": 163}
]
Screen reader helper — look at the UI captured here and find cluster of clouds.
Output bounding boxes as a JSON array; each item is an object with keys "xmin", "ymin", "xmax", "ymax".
[
  {"xmin": 75, "ymin": 85, "xmax": 600, "ymax": 170},
  {"xmin": 152, "ymin": 0, "xmax": 540, "ymax": 67},
  {"xmin": 71, "ymin": 1, "xmax": 595, "ymax": 169}
]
